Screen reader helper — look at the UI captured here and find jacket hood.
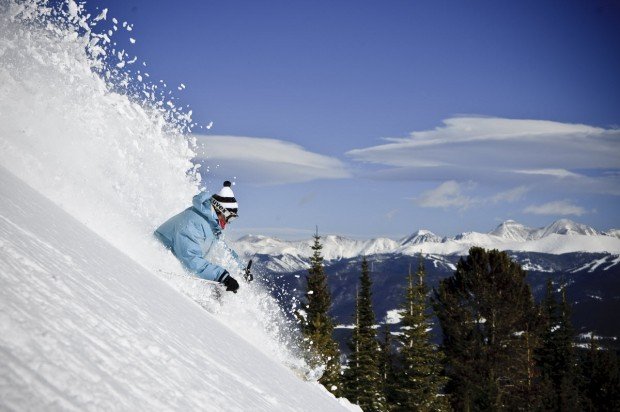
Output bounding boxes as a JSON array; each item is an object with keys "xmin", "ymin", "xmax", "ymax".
[{"xmin": 192, "ymin": 192, "xmax": 222, "ymax": 234}]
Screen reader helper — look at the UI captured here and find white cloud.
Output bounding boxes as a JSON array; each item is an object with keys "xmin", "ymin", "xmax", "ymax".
[
  {"xmin": 193, "ymin": 135, "xmax": 351, "ymax": 185},
  {"xmin": 385, "ymin": 209, "xmax": 399, "ymax": 220},
  {"xmin": 524, "ymin": 200, "xmax": 587, "ymax": 216},
  {"xmin": 346, "ymin": 117, "xmax": 620, "ymax": 195},
  {"xmin": 414, "ymin": 181, "xmax": 528, "ymax": 210},
  {"xmin": 490, "ymin": 186, "xmax": 529, "ymax": 203},
  {"xmin": 513, "ymin": 169, "xmax": 582, "ymax": 179},
  {"xmin": 414, "ymin": 181, "xmax": 476, "ymax": 210}
]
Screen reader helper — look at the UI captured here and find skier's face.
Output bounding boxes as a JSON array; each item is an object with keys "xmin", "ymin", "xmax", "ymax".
[{"xmin": 217, "ymin": 212, "xmax": 227, "ymax": 229}]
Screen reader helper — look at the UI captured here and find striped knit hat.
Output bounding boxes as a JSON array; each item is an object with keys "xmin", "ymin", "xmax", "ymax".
[{"xmin": 211, "ymin": 181, "xmax": 238, "ymax": 215}]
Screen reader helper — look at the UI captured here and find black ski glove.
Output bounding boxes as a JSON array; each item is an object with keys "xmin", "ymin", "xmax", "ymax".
[{"xmin": 222, "ymin": 274, "xmax": 240, "ymax": 293}]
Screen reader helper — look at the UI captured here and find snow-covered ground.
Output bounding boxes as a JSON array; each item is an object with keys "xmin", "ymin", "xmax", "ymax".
[
  {"xmin": 0, "ymin": 166, "xmax": 355, "ymax": 411},
  {"xmin": 0, "ymin": 2, "xmax": 356, "ymax": 410}
]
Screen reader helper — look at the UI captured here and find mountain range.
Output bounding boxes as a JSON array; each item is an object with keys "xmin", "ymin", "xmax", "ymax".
[
  {"xmin": 233, "ymin": 219, "xmax": 620, "ymax": 273},
  {"xmin": 233, "ymin": 219, "xmax": 620, "ymax": 352}
]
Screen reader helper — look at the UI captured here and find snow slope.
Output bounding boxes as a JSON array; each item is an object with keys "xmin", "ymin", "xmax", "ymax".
[
  {"xmin": 0, "ymin": 3, "xmax": 355, "ymax": 410},
  {"xmin": 0, "ymin": 166, "xmax": 353, "ymax": 411},
  {"xmin": 0, "ymin": 0, "xmax": 198, "ymax": 274}
]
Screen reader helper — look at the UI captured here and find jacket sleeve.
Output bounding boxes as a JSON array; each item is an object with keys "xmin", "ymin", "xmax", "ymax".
[
  {"xmin": 226, "ymin": 244, "xmax": 245, "ymax": 270},
  {"xmin": 173, "ymin": 225, "xmax": 229, "ymax": 282}
]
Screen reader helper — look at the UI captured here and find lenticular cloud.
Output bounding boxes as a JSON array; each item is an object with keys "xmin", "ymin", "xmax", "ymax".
[{"xmin": 347, "ymin": 116, "xmax": 620, "ymax": 172}]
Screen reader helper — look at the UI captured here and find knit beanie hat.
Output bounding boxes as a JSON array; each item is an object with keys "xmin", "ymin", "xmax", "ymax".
[{"xmin": 211, "ymin": 181, "xmax": 238, "ymax": 215}]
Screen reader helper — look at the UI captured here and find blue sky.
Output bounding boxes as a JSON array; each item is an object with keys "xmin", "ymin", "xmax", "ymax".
[{"xmin": 87, "ymin": 0, "xmax": 620, "ymax": 239}]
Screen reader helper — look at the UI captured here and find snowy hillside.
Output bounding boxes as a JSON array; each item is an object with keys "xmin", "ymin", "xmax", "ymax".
[
  {"xmin": 234, "ymin": 220, "xmax": 620, "ymax": 272},
  {"xmin": 0, "ymin": 3, "xmax": 355, "ymax": 410},
  {"xmin": 0, "ymin": 164, "xmax": 354, "ymax": 411}
]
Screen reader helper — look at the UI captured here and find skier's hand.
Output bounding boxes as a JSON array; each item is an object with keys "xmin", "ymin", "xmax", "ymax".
[
  {"xmin": 244, "ymin": 259, "xmax": 253, "ymax": 282},
  {"xmin": 222, "ymin": 274, "xmax": 240, "ymax": 293},
  {"xmin": 244, "ymin": 267, "xmax": 253, "ymax": 282}
]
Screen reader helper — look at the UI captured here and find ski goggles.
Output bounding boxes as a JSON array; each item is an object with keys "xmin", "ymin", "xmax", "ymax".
[{"xmin": 211, "ymin": 198, "xmax": 238, "ymax": 223}]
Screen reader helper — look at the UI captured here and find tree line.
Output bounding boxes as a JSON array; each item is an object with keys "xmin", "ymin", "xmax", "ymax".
[{"xmin": 299, "ymin": 232, "xmax": 620, "ymax": 411}]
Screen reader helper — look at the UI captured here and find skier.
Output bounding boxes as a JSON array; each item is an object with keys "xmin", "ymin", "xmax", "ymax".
[{"xmin": 154, "ymin": 181, "xmax": 246, "ymax": 293}]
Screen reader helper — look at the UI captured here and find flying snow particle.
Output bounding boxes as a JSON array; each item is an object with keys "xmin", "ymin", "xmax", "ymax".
[
  {"xmin": 94, "ymin": 8, "xmax": 108, "ymax": 22},
  {"xmin": 67, "ymin": 0, "xmax": 79, "ymax": 19},
  {"xmin": 130, "ymin": 38, "xmax": 136, "ymax": 44}
]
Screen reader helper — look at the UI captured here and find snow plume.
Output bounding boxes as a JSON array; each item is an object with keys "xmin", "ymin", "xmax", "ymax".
[
  {"xmin": 0, "ymin": 0, "xmax": 198, "ymax": 262},
  {"xmin": 0, "ymin": 0, "xmax": 315, "ymax": 379}
]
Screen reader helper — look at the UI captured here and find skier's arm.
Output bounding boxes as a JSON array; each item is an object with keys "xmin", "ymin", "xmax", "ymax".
[
  {"xmin": 174, "ymin": 231, "xmax": 229, "ymax": 283},
  {"xmin": 221, "ymin": 241, "xmax": 245, "ymax": 271}
]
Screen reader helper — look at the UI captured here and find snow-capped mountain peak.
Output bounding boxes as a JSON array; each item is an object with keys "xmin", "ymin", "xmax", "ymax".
[
  {"xmin": 534, "ymin": 219, "xmax": 600, "ymax": 238},
  {"xmin": 400, "ymin": 229, "xmax": 442, "ymax": 245},
  {"xmin": 490, "ymin": 220, "xmax": 535, "ymax": 241},
  {"xmin": 234, "ymin": 220, "xmax": 620, "ymax": 273},
  {"xmin": 360, "ymin": 237, "xmax": 401, "ymax": 255},
  {"xmin": 604, "ymin": 229, "xmax": 620, "ymax": 239}
]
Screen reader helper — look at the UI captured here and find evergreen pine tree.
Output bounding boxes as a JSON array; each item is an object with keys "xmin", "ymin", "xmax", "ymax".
[
  {"xmin": 577, "ymin": 336, "xmax": 620, "ymax": 411},
  {"xmin": 343, "ymin": 257, "xmax": 387, "ymax": 411},
  {"xmin": 378, "ymin": 323, "xmax": 399, "ymax": 410},
  {"xmin": 516, "ymin": 314, "xmax": 543, "ymax": 410},
  {"xmin": 343, "ymin": 287, "xmax": 361, "ymax": 403},
  {"xmin": 536, "ymin": 279, "xmax": 580, "ymax": 411},
  {"xmin": 433, "ymin": 247, "xmax": 540, "ymax": 411},
  {"xmin": 301, "ymin": 229, "xmax": 341, "ymax": 395},
  {"xmin": 396, "ymin": 257, "xmax": 449, "ymax": 412}
]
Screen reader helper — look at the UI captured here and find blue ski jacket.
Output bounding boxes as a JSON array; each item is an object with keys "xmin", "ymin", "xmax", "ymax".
[{"xmin": 154, "ymin": 191, "xmax": 243, "ymax": 282}]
